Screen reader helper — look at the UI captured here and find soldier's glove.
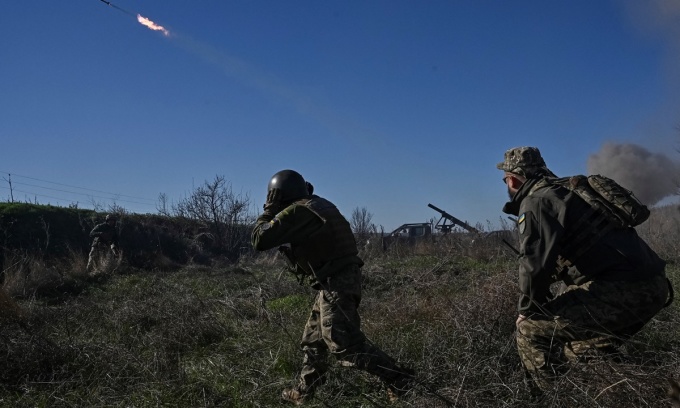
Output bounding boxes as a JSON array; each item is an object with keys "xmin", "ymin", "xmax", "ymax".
[{"xmin": 263, "ymin": 188, "xmax": 284, "ymax": 218}]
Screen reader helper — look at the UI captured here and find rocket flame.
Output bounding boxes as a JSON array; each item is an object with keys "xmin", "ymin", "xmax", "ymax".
[{"xmin": 136, "ymin": 14, "xmax": 169, "ymax": 36}]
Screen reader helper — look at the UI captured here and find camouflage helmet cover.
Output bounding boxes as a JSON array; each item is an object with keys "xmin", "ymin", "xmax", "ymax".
[
  {"xmin": 496, "ymin": 146, "xmax": 556, "ymax": 178},
  {"xmin": 267, "ymin": 169, "xmax": 309, "ymax": 202}
]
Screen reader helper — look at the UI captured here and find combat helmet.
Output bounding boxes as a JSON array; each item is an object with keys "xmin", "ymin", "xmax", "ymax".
[{"xmin": 268, "ymin": 170, "xmax": 309, "ymax": 202}]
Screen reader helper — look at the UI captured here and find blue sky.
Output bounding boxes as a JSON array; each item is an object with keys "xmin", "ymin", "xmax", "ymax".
[{"xmin": 1, "ymin": 1, "xmax": 678, "ymax": 231}]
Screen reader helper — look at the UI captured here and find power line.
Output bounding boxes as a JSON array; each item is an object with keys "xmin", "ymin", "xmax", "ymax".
[
  {"xmin": 0, "ymin": 171, "xmax": 156, "ymax": 203},
  {"xmin": 0, "ymin": 186, "xmax": 89, "ymax": 205},
  {"xmin": 10, "ymin": 181, "xmax": 154, "ymax": 206},
  {"xmin": 0, "ymin": 185, "xmax": 157, "ymax": 210},
  {"xmin": 0, "ymin": 171, "xmax": 156, "ymax": 209}
]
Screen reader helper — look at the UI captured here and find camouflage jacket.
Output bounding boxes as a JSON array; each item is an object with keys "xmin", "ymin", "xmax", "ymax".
[
  {"xmin": 503, "ymin": 177, "xmax": 666, "ymax": 315},
  {"xmin": 251, "ymin": 195, "xmax": 362, "ymax": 288},
  {"xmin": 89, "ymin": 223, "xmax": 119, "ymax": 247}
]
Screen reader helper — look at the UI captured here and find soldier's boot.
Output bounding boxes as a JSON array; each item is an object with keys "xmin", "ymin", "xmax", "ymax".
[
  {"xmin": 385, "ymin": 366, "xmax": 416, "ymax": 403},
  {"xmin": 523, "ymin": 370, "xmax": 546, "ymax": 403},
  {"xmin": 281, "ymin": 385, "xmax": 314, "ymax": 406},
  {"xmin": 343, "ymin": 345, "xmax": 416, "ymax": 402}
]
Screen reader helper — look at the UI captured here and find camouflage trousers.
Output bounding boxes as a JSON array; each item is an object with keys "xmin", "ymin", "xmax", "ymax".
[
  {"xmin": 516, "ymin": 275, "xmax": 669, "ymax": 390},
  {"xmin": 86, "ymin": 243, "xmax": 113, "ymax": 272},
  {"xmin": 297, "ymin": 265, "xmax": 405, "ymax": 392}
]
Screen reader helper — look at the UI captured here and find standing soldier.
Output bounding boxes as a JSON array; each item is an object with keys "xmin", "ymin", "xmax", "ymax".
[
  {"xmin": 497, "ymin": 146, "xmax": 671, "ymax": 395},
  {"xmin": 87, "ymin": 214, "xmax": 119, "ymax": 273},
  {"xmin": 252, "ymin": 169, "xmax": 414, "ymax": 405}
]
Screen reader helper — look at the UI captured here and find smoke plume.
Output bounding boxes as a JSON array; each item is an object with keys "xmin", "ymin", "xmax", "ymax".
[{"xmin": 587, "ymin": 142, "xmax": 679, "ymax": 206}]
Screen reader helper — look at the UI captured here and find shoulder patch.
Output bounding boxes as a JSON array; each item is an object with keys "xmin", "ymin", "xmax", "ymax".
[
  {"xmin": 518, "ymin": 213, "xmax": 527, "ymax": 234},
  {"xmin": 261, "ymin": 220, "xmax": 274, "ymax": 231}
]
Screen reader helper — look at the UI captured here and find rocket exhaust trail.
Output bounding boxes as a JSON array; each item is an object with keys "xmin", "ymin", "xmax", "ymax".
[
  {"xmin": 97, "ymin": 0, "xmax": 170, "ymax": 36},
  {"xmin": 98, "ymin": 0, "xmax": 135, "ymax": 17},
  {"xmin": 137, "ymin": 15, "xmax": 170, "ymax": 36}
]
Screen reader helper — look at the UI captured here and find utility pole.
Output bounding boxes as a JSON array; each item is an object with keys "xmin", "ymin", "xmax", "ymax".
[{"xmin": 3, "ymin": 173, "xmax": 14, "ymax": 203}]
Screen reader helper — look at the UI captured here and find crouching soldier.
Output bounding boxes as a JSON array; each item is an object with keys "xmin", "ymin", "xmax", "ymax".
[{"xmin": 497, "ymin": 146, "xmax": 670, "ymax": 395}]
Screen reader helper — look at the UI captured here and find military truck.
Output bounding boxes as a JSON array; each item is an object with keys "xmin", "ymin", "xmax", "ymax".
[
  {"xmin": 376, "ymin": 204, "xmax": 516, "ymax": 253},
  {"xmin": 380, "ymin": 222, "xmax": 433, "ymax": 249},
  {"xmin": 378, "ymin": 204, "xmax": 479, "ymax": 250}
]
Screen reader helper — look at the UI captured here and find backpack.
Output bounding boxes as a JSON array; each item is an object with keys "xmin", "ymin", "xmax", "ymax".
[
  {"xmin": 547, "ymin": 174, "xmax": 650, "ymax": 228},
  {"xmin": 530, "ymin": 174, "xmax": 650, "ymax": 278}
]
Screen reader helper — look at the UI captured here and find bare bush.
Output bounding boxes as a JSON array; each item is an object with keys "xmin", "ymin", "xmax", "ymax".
[
  {"xmin": 172, "ymin": 175, "xmax": 255, "ymax": 260},
  {"xmin": 156, "ymin": 192, "xmax": 171, "ymax": 217},
  {"xmin": 350, "ymin": 206, "xmax": 378, "ymax": 245}
]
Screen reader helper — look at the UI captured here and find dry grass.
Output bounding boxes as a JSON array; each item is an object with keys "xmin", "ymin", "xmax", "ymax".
[
  {"xmin": 0, "ymin": 211, "xmax": 679, "ymax": 407},
  {"xmin": 637, "ymin": 204, "xmax": 680, "ymax": 261},
  {"xmin": 0, "ymin": 288, "xmax": 26, "ymax": 326}
]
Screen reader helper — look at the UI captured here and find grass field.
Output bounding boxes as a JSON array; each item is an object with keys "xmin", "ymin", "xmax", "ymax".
[{"xmin": 1, "ymin": 233, "xmax": 679, "ymax": 407}]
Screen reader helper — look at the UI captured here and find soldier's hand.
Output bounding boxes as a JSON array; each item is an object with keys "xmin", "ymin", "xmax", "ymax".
[{"xmin": 263, "ymin": 188, "xmax": 284, "ymax": 217}]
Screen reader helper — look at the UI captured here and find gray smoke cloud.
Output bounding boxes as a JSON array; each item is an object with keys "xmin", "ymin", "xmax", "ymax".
[{"xmin": 587, "ymin": 142, "xmax": 680, "ymax": 206}]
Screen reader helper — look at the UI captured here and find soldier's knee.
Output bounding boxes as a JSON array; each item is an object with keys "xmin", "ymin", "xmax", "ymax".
[{"xmin": 516, "ymin": 316, "xmax": 539, "ymax": 338}]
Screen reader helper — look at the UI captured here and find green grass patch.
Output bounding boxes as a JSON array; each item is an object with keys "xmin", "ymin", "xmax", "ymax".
[{"xmin": 266, "ymin": 293, "xmax": 310, "ymax": 314}]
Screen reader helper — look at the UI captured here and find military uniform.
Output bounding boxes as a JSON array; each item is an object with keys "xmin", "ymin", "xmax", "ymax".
[
  {"xmin": 252, "ymin": 180, "xmax": 412, "ymax": 403},
  {"xmin": 87, "ymin": 218, "xmax": 119, "ymax": 272},
  {"xmin": 498, "ymin": 147, "xmax": 669, "ymax": 390}
]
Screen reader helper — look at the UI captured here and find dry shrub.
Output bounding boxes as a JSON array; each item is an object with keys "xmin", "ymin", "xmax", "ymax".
[
  {"xmin": 1, "ymin": 249, "xmax": 118, "ymax": 299},
  {"xmin": 2, "ymin": 253, "xmax": 62, "ymax": 298},
  {"xmin": 63, "ymin": 248, "xmax": 89, "ymax": 278}
]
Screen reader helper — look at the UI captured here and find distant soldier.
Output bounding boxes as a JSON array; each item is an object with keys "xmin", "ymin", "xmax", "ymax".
[
  {"xmin": 252, "ymin": 169, "xmax": 415, "ymax": 405},
  {"xmin": 497, "ymin": 146, "xmax": 671, "ymax": 395},
  {"xmin": 87, "ymin": 214, "xmax": 119, "ymax": 272}
]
